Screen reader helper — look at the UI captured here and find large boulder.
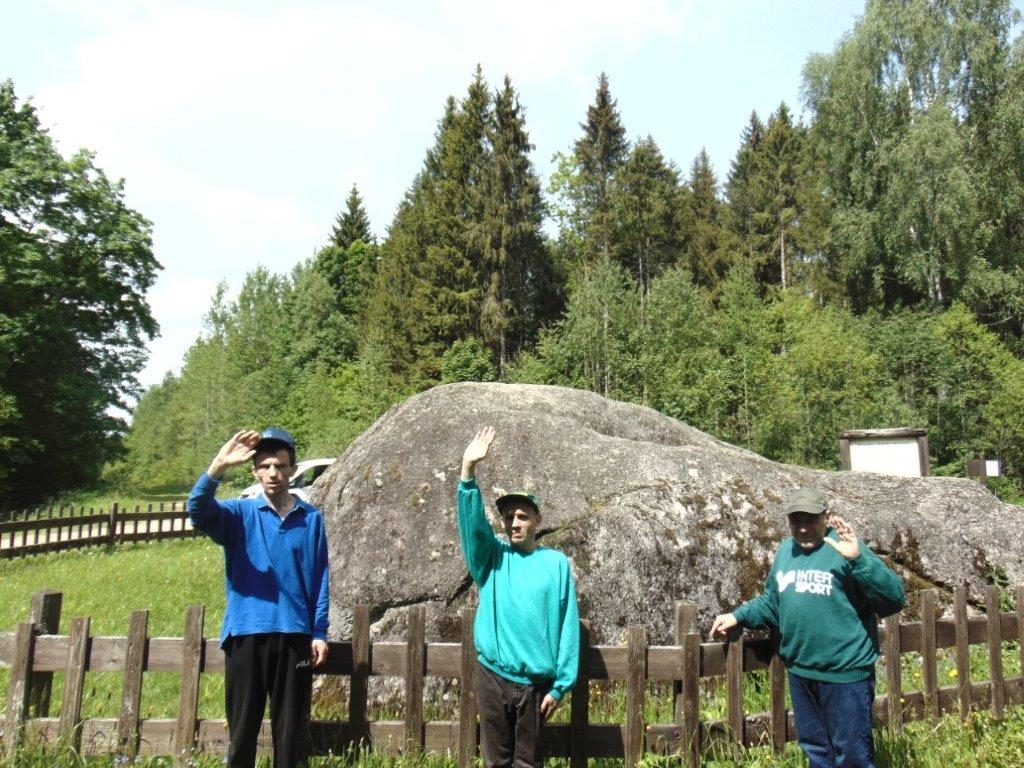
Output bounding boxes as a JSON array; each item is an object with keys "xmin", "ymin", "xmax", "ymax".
[{"xmin": 313, "ymin": 382, "xmax": 1024, "ymax": 645}]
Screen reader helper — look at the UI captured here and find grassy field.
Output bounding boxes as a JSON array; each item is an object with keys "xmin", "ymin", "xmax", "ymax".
[
  {"xmin": 2, "ymin": 541, "xmax": 1024, "ymax": 766},
  {"xmin": 0, "ymin": 538, "xmax": 226, "ymax": 722}
]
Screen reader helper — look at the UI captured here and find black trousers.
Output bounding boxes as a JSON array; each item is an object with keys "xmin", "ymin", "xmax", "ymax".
[
  {"xmin": 475, "ymin": 661, "xmax": 550, "ymax": 768},
  {"xmin": 224, "ymin": 633, "xmax": 313, "ymax": 768}
]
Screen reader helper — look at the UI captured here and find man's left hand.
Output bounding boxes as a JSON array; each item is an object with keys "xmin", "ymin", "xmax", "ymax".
[
  {"xmin": 540, "ymin": 693, "xmax": 560, "ymax": 720},
  {"xmin": 824, "ymin": 515, "xmax": 860, "ymax": 559},
  {"xmin": 311, "ymin": 639, "xmax": 329, "ymax": 667}
]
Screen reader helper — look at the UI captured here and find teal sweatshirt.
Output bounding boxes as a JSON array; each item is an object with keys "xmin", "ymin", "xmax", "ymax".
[
  {"xmin": 733, "ymin": 531, "xmax": 906, "ymax": 683},
  {"xmin": 457, "ymin": 478, "xmax": 580, "ymax": 700}
]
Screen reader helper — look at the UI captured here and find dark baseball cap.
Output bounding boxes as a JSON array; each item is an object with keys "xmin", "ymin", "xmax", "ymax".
[
  {"xmin": 256, "ymin": 427, "xmax": 296, "ymax": 451},
  {"xmin": 495, "ymin": 491, "xmax": 540, "ymax": 515},
  {"xmin": 785, "ymin": 486, "xmax": 828, "ymax": 515}
]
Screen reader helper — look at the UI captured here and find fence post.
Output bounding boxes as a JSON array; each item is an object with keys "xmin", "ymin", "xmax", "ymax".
[
  {"xmin": 679, "ymin": 631, "xmax": 701, "ymax": 768},
  {"xmin": 59, "ymin": 616, "xmax": 91, "ymax": 751},
  {"xmin": 108, "ymin": 502, "xmax": 119, "ymax": 546},
  {"xmin": 1018, "ymin": 585, "xmax": 1024, "ymax": 706},
  {"xmin": 349, "ymin": 605, "xmax": 370, "ymax": 748},
  {"xmin": 884, "ymin": 614, "xmax": 902, "ymax": 731},
  {"xmin": 726, "ymin": 631, "xmax": 745, "ymax": 746},
  {"xmin": 624, "ymin": 627, "xmax": 646, "ymax": 768},
  {"xmin": 458, "ymin": 607, "xmax": 477, "ymax": 768},
  {"xmin": 2, "ymin": 622, "xmax": 35, "ymax": 757},
  {"xmin": 954, "ymin": 584, "xmax": 972, "ymax": 716},
  {"xmin": 404, "ymin": 605, "xmax": 426, "ymax": 754},
  {"xmin": 984, "ymin": 585, "xmax": 1005, "ymax": 720},
  {"xmin": 569, "ymin": 619, "xmax": 590, "ymax": 768},
  {"xmin": 768, "ymin": 629, "xmax": 786, "ymax": 752},
  {"xmin": 117, "ymin": 610, "xmax": 149, "ymax": 759},
  {"xmin": 920, "ymin": 589, "xmax": 938, "ymax": 718},
  {"xmin": 673, "ymin": 600, "xmax": 697, "ymax": 753},
  {"xmin": 174, "ymin": 605, "xmax": 205, "ymax": 763},
  {"xmin": 29, "ymin": 589, "xmax": 62, "ymax": 716}
]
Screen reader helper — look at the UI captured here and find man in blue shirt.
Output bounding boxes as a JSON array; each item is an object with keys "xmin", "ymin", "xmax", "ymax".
[
  {"xmin": 457, "ymin": 426, "xmax": 580, "ymax": 768},
  {"xmin": 188, "ymin": 428, "xmax": 330, "ymax": 768}
]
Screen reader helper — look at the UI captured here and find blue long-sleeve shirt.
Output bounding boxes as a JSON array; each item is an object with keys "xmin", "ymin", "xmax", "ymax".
[
  {"xmin": 457, "ymin": 478, "xmax": 580, "ymax": 700},
  {"xmin": 188, "ymin": 473, "xmax": 330, "ymax": 647}
]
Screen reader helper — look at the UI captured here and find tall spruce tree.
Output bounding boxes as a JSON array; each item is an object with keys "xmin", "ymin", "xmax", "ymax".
[
  {"xmin": 680, "ymin": 150, "xmax": 733, "ymax": 290},
  {"xmin": 474, "ymin": 76, "xmax": 552, "ymax": 375},
  {"xmin": 725, "ymin": 111, "xmax": 767, "ymax": 266},
  {"xmin": 733, "ymin": 103, "xmax": 806, "ymax": 289},
  {"xmin": 365, "ymin": 68, "xmax": 494, "ymax": 383},
  {"xmin": 573, "ymin": 73, "xmax": 629, "ymax": 265},
  {"xmin": 330, "ymin": 184, "xmax": 374, "ymax": 248},
  {"xmin": 610, "ymin": 136, "xmax": 682, "ymax": 297}
]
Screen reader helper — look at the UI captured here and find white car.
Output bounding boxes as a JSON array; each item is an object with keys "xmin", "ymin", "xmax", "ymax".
[{"xmin": 238, "ymin": 458, "xmax": 336, "ymax": 502}]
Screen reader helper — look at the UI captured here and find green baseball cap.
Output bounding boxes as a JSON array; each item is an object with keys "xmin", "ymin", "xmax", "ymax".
[
  {"xmin": 785, "ymin": 486, "xmax": 828, "ymax": 515},
  {"xmin": 495, "ymin": 491, "xmax": 540, "ymax": 515}
]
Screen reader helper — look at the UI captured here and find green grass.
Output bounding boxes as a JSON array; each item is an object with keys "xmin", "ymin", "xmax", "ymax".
[
  {"xmin": 0, "ymin": 538, "xmax": 224, "ymax": 635},
  {"xmin": 4, "ymin": 710, "xmax": 1024, "ymax": 767},
  {"xmin": 0, "ymin": 538, "xmax": 225, "ymax": 720}
]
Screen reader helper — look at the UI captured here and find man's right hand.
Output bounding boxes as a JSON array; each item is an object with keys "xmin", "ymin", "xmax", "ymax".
[
  {"xmin": 461, "ymin": 426, "xmax": 495, "ymax": 481},
  {"xmin": 207, "ymin": 430, "xmax": 261, "ymax": 480},
  {"xmin": 710, "ymin": 613, "xmax": 738, "ymax": 639}
]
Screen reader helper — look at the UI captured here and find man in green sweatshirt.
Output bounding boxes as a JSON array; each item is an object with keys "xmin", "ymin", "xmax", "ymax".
[
  {"xmin": 457, "ymin": 426, "xmax": 580, "ymax": 768},
  {"xmin": 710, "ymin": 486, "xmax": 905, "ymax": 768}
]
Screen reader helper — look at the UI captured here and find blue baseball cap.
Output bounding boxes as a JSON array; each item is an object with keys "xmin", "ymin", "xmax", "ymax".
[{"xmin": 256, "ymin": 427, "xmax": 296, "ymax": 451}]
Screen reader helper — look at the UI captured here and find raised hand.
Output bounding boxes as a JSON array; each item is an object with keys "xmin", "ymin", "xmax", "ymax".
[
  {"xmin": 208, "ymin": 430, "xmax": 261, "ymax": 479},
  {"xmin": 461, "ymin": 426, "xmax": 496, "ymax": 480},
  {"xmin": 823, "ymin": 514, "xmax": 861, "ymax": 559}
]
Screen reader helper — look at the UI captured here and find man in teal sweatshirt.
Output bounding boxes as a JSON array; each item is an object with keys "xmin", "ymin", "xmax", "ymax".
[
  {"xmin": 711, "ymin": 486, "xmax": 905, "ymax": 768},
  {"xmin": 457, "ymin": 426, "xmax": 580, "ymax": 768}
]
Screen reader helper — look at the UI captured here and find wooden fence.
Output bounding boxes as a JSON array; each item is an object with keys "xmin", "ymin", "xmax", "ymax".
[
  {"xmin": 0, "ymin": 502, "xmax": 196, "ymax": 558},
  {"xmin": 2, "ymin": 586, "xmax": 1023, "ymax": 764}
]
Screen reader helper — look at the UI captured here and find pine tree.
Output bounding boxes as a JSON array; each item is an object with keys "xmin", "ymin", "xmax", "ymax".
[
  {"xmin": 474, "ymin": 76, "xmax": 553, "ymax": 375},
  {"xmin": 725, "ymin": 111, "xmax": 766, "ymax": 267},
  {"xmin": 573, "ymin": 73, "xmax": 629, "ymax": 265},
  {"xmin": 726, "ymin": 103, "xmax": 806, "ymax": 289},
  {"xmin": 611, "ymin": 136, "xmax": 682, "ymax": 296},
  {"xmin": 680, "ymin": 150, "xmax": 733, "ymax": 290},
  {"xmin": 330, "ymin": 184, "xmax": 374, "ymax": 248},
  {"xmin": 364, "ymin": 69, "xmax": 493, "ymax": 383}
]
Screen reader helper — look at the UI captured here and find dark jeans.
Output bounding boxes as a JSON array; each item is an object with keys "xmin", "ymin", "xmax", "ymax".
[
  {"xmin": 788, "ymin": 671, "xmax": 876, "ymax": 768},
  {"xmin": 224, "ymin": 633, "xmax": 313, "ymax": 768},
  {"xmin": 475, "ymin": 661, "xmax": 550, "ymax": 768}
]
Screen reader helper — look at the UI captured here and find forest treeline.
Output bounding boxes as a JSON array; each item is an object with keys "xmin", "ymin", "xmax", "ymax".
[{"xmin": 5, "ymin": 1, "xmax": 1024, "ymax": 506}]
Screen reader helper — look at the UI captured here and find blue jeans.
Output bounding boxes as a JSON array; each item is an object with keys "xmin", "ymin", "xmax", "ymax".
[{"xmin": 788, "ymin": 672, "xmax": 876, "ymax": 768}]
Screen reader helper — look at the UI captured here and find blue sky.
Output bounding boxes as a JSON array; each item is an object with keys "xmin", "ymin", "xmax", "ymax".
[{"xmin": 5, "ymin": 1, "xmax": 898, "ymax": 390}]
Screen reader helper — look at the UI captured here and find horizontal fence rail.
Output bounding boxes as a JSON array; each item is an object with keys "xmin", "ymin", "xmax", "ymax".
[
  {"xmin": 0, "ymin": 502, "xmax": 196, "ymax": 557},
  {"xmin": 1, "ymin": 586, "xmax": 1023, "ymax": 765}
]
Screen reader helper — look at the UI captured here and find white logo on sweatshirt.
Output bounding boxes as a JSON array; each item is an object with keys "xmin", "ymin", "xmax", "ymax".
[
  {"xmin": 776, "ymin": 570, "xmax": 797, "ymax": 592},
  {"xmin": 777, "ymin": 569, "xmax": 833, "ymax": 596}
]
